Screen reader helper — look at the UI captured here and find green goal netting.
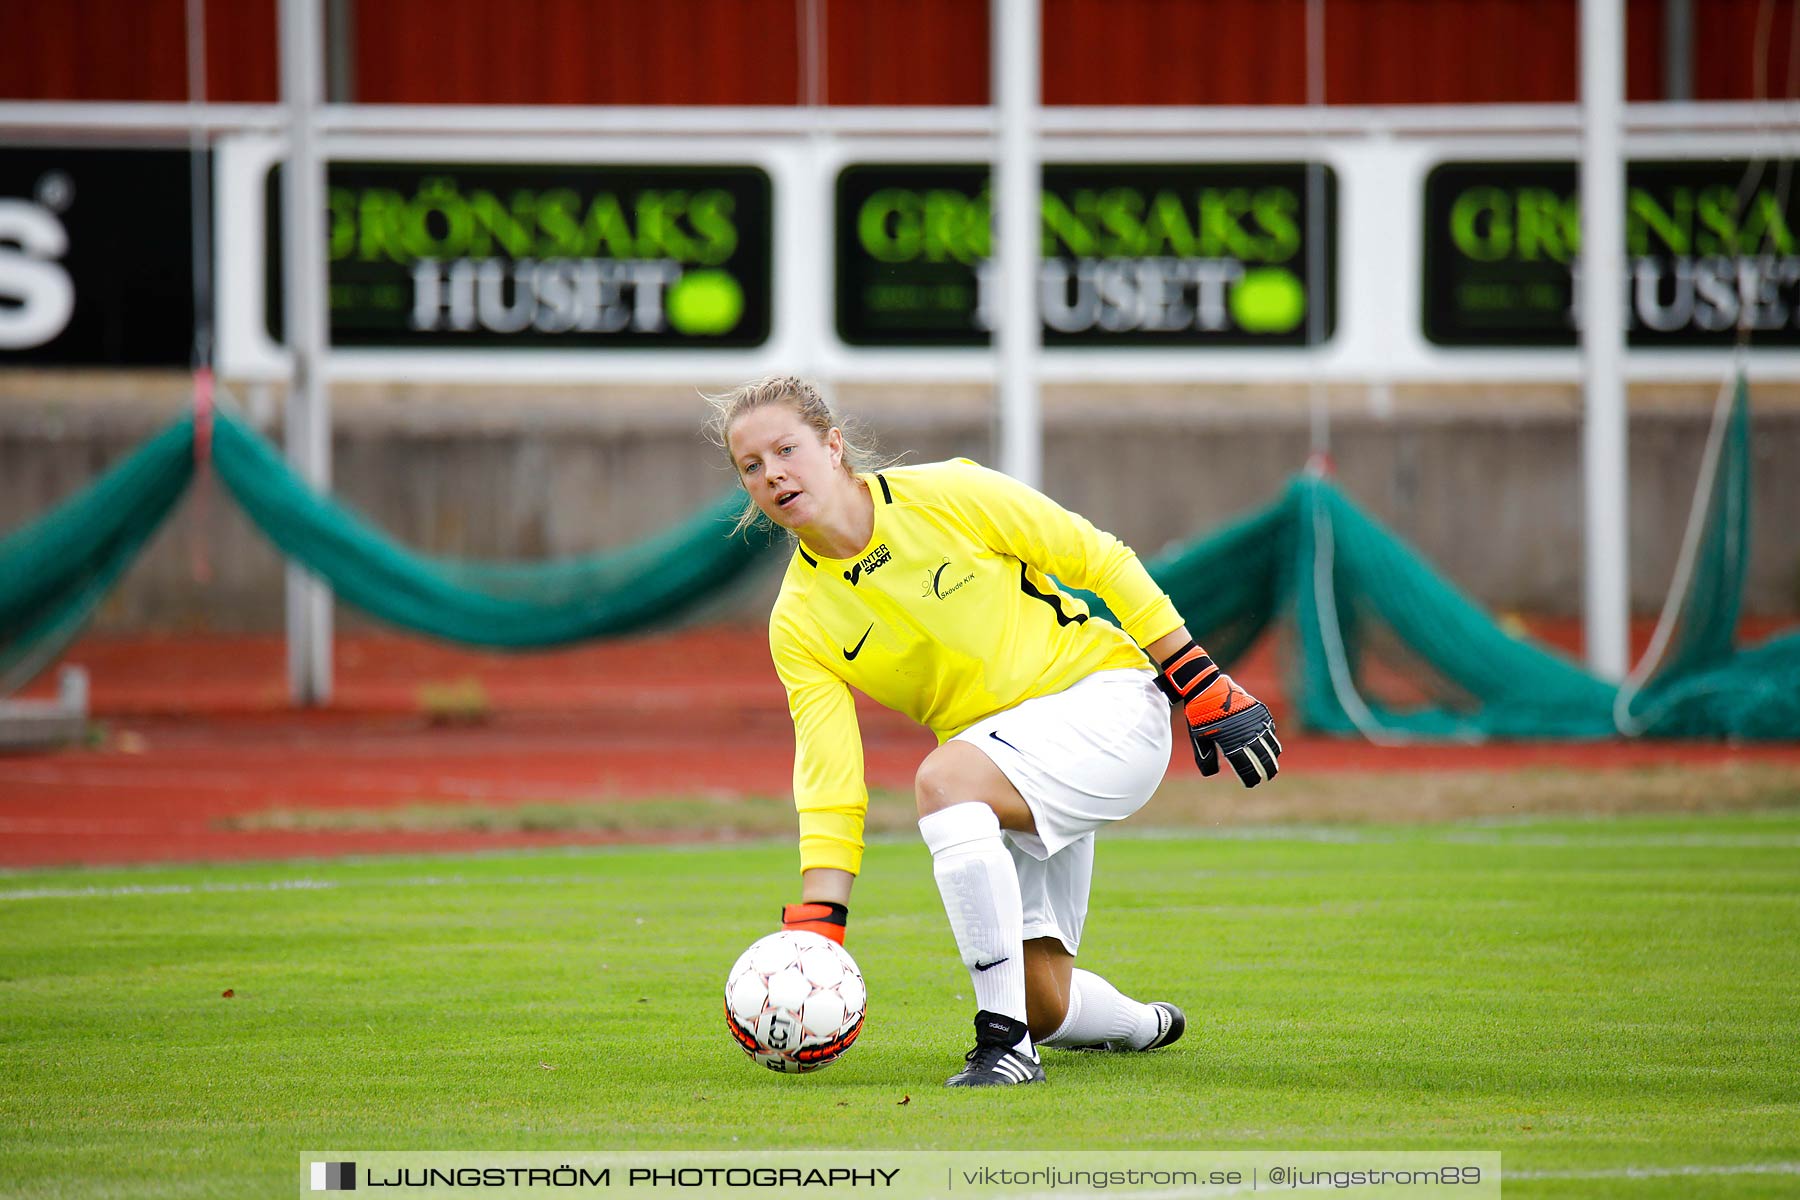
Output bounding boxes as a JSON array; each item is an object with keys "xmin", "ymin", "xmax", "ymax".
[
  {"xmin": 207, "ymin": 409, "xmax": 776, "ymax": 648},
  {"xmin": 0, "ymin": 418, "xmax": 197, "ymax": 692},
  {"xmin": 2, "ymin": 383, "xmax": 1795, "ymax": 739}
]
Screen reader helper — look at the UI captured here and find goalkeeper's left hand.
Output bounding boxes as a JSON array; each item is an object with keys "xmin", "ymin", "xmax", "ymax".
[
  {"xmin": 782, "ymin": 901, "xmax": 848, "ymax": 945},
  {"xmin": 1156, "ymin": 638, "xmax": 1282, "ymax": 787}
]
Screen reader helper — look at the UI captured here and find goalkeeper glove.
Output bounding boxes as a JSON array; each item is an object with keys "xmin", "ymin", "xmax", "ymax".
[
  {"xmin": 1156, "ymin": 638, "xmax": 1282, "ymax": 788},
  {"xmin": 781, "ymin": 901, "xmax": 848, "ymax": 945}
]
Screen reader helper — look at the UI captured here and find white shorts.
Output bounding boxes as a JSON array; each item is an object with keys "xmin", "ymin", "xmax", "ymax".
[{"xmin": 951, "ymin": 668, "xmax": 1172, "ymax": 953}]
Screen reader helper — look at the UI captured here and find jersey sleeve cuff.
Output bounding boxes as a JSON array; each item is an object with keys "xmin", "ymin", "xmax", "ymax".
[
  {"xmin": 1117, "ymin": 598, "xmax": 1184, "ymax": 648},
  {"xmin": 796, "ymin": 807, "xmax": 866, "ymax": 875},
  {"xmin": 798, "ymin": 834, "xmax": 864, "ymax": 876}
]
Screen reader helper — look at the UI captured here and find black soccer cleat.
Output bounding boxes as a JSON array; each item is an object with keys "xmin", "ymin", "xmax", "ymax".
[
  {"xmin": 1143, "ymin": 1001, "xmax": 1186, "ymax": 1049},
  {"xmin": 1068, "ymin": 1001, "xmax": 1186, "ymax": 1052},
  {"xmin": 945, "ymin": 1010, "xmax": 1045, "ymax": 1087}
]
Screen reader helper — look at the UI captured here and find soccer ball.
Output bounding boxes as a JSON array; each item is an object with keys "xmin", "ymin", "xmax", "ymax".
[{"xmin": 723, "ymin": 930, "xmax": 866, "ymax": 1073}]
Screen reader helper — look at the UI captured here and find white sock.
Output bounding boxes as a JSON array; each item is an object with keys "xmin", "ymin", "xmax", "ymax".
[
  {"xmin": 1038, "ymin": 968, "xmax": 1160, "ymax": 1049},
  {"xmin": 918, "ymin": 802, "xmax": 1031, "ymax": 1054}
]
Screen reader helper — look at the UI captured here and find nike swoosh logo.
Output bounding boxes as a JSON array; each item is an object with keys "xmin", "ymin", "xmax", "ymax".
[
  {"xmin": 842, "ymin": 623, "xmax": 873, "ymax": 660},
  {"xmin": 988, "ymin": 731, "xmax": 1021, "ymax": 753},
  {"xmin": 973, "ymin": 957, "xmax": 1009, "ymax": 973}
]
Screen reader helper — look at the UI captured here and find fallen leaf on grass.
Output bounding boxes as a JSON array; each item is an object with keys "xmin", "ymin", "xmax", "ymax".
[
  {"xmin": 416, "ymin": 678, "xmax": 492, "ymax": 726},
  {"xmin": 539, "ymin": 1062, "xmax": 556, "ymax": 1071},
  {"xmin": 220, "ymin": 989, "xmax": 234, "ymax": 998},
  {"xmin": 897, "ymin": 1095, "xmax": 910, "ymax": 1106}
]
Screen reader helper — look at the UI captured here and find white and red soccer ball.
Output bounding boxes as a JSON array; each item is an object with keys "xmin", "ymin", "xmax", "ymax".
[{"xmin": 724, "ymin": 930, "xmax": 866, "ymax": 1073}]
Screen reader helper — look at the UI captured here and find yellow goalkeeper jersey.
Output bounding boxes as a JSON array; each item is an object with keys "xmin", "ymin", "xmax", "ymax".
[{"xmin": 769, "ymin": 458, "xmax": 1183, "ymax": 874}]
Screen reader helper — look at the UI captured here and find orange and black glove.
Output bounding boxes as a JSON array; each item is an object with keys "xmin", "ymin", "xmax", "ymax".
[
  {"xmin": 781, "ymin": 901, "xmax": 849, "ymax": 945},
  {"xmin": 1157, "ymin": 638, "xmax": 1282, "ymax": 788}
]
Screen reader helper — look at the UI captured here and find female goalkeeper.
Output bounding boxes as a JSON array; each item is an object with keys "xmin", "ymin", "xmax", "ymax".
[{"xmin": 709, "ymin": 376, "xmax": 1281, "ymax": 1087}]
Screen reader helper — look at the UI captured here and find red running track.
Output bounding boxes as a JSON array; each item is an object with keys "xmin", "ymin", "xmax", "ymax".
[{"xmin": 3, "ymin": 624, "xmax": 1797, "ymax": 868}]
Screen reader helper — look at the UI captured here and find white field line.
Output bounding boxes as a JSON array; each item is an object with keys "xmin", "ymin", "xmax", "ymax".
[
  {"xmin": 1512, "ymin": 1161, "xmax": 1800, "ymax": 1180},
  {"xmin": 961, "ymin": 1161, "xmax": 1800, "ymax": 1200},
  {"xmin": 0, "ymin": 879, "xmax": 339, "ymax": 900},
  {"xmin": 1118, "ymin": 825, "xmax": 1800, "ymax": 848},
  {"xmin": 3, "ymin": 825, "xmax": 1795, "ymax": 902},
  {"xmin": 0, "ymin": 873, "xmax": 608, "ymax": 902},
  {"xmin": 0, "ymin": 764, "xmax": 535, "ymax": 795},
  {"xmin": 999, "ymin": 1164, "xmax": 1800, "ymax": 1200},
  {"xmin": 1437, "ymin": 832, "xmax": 1800, "ymax": 848},
  {"xmin": 3, "ymin": 824, "xmax": 1796, "ymax": 882},
  {"xmin": 0, "ymin": 818, "xmax": 195, "ymax": 834}
]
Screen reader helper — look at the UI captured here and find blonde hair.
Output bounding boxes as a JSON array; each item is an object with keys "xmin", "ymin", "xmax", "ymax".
[{"xmin": 703, "ymin": 376, "xmax": 884, "ymax": 535}]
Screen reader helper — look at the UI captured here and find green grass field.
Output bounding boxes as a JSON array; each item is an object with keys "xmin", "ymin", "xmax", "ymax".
[{"xmin": 3, "ymin": 811, "xmax": 1798, "ymax": 1198}]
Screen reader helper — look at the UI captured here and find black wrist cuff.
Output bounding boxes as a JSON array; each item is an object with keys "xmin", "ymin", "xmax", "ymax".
[
  {"xmin": 1156, "ymin": 638, "xmax": 1218, "ymax": 698},
  {"xmin": 783, "ymin": 901, "xmax": 849, "ymax": 927}
]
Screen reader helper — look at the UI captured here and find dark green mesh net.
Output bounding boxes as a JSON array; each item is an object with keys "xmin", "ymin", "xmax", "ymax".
[
  {"xmin": 2, "ymin": 384, "xmax": 1794, "ymax": 739},
  {"xmin": 208, "ymin": 409, "xmax": 776, "ymax": 647},
  {"xmin": 1, "ymin": 418, "xmax": 196, "ymax": 690}
]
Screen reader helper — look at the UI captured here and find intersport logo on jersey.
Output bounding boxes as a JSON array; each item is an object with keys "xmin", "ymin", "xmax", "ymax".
[{"xmin": 843, "ymin": 544, "xmax": 892, "ymax": 586}]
